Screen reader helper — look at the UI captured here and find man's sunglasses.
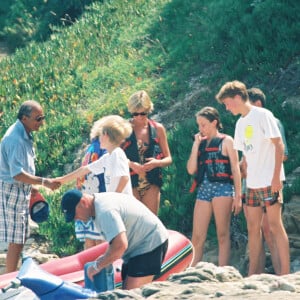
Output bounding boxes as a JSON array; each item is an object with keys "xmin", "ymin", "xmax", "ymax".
[
  {"xmin": 33, "ymin": 115, "xmax": 46, "ymax": 122},
  {"xmin": 131, "ymin": 112, "xmax": 147, "ymax": 117}
]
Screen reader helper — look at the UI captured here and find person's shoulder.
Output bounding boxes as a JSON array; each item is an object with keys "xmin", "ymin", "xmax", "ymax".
[
  {"xmin": 222, "ymin": 133, "xmax": 234, "ymax": 142},
  {"xmin": 254, "ymin": 106, "xmax": 274, "ymax": 117},
  {"xmin": 96, "ymin": 192, "xmax": 131, "ymax": 204},
  {"xmin": 2, "ymin": 122, "xmax": 23, "ymax": 143},
  {"xmin": 260, "ymin": 108, "xmax": 280, "ymax": 127},
  {"xmin": 246, "ymin": 106, "xmax": 274, "ymax": 123},
  {"xmin": 221, "ymin": 134, "xmax": 234, "ymax": 149},
  {"xmin": 148, "ymin": 119, "xmax": 166, "ymax": 135},
  {"xmin": 147, "ymin": 118, "xmax": 162, "ymax": 127},
  {"xmin": 275, "ymin": 117, "xmax": 283, "ymax": 127},
  {"xmin": 112, "ymin": 146, "xmax": 126, "ymax": 155},
  {"xmin": 94, "ymin": 192, "xmax": 113, "ymax": 203}
]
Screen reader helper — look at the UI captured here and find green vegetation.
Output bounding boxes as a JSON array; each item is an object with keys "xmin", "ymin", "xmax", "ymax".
[
  {"xmin": 0, "ymin": 0, "xmax": 94, "ymax": 51},
  {"xmin": 0, "ymin": 0, "xmax": 299, "ymax": 255}
]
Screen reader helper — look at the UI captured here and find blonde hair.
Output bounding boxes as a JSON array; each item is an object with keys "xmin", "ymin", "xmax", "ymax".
[
  {"xmin": 90, "ymin": 115, "xmax": 132, "ymax": 145},
  {"xmin": 215, "ymin": 80, "xmax": 248, "ymax": 103},
  {"xmin": 127, "ymin": 90, "xmax": 154, "ymax": 114},
  {"xmin": 90, "ymin": 119, "xmax": 104, "ymax": 140}
]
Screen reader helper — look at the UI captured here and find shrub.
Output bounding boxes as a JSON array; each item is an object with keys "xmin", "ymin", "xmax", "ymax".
[{"xmin": 1, "ymin": 0, "xmax": 299, "ymax": 256}]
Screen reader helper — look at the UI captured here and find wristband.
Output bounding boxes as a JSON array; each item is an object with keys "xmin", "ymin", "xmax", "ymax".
[{"xmin": 41, "ymin": 178, "xmax": 45, "ymax": 186}]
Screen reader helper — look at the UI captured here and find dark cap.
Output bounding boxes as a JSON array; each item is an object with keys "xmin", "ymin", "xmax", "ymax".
[
  {"xmin": 61, "ymin": 189, "xmax": 82, "ymax": 222},
  {"xmin": 31, "ymin": 201, "xmax": 49, "ymax": 223},
  {"xmin": 30, "ymin": 191, "xmax": 49, "ymax": 223}
]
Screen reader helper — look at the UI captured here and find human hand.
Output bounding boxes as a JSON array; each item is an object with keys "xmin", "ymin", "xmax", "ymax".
[
  {"xmin": 87, "ymin": 261, "xmax": 99, "ymax": 281},
  {"xmin": 193, "ymin": 133, "xmax": 202, "ymax": 145},
  {"xmin": 30, "ymin": 186, "xmax": 39, "ymax": 196},
  {"xmin": 143, "ymin": 157, "xmax": 159, "ymax": 172},
  {"xmin": 53, "ymin": 177, "xmax": 65, "ymax": 184},
  {"xmin": 271, "ymin": 177, "xmax": 282, "ymax": 194},
  {"xmin": 130, "ymin": 161, "xmax": 146, "ymax": 176},
  {"xmin": 43, "ymin": 178, "xmax": 61, "ymax": 190},
  {"xmin": 87, "ymin": 255, "xmax": 103, "ymax": 281},
  {"xmin": 232, "ymin": 195, "xmax": 242, "ymax": 216}
]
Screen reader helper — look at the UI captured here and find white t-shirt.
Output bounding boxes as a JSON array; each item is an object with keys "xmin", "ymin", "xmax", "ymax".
[
  {"xmin": 234, "ymin": 106, "xmax": 285, "ymax": 188},
  {"xmin": 87, "ymin": 147, "xmax": 132, "ymax": 195}
]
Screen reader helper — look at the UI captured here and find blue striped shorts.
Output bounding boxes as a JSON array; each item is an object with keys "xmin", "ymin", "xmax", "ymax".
[{"xmin": 0, "ymin": 180, "xmax": 31, "ymax": 243}]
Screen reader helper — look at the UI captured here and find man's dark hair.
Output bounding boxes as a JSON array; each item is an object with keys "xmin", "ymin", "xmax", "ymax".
[{"xmin": 247, "ymin": 88, "xmax": 266, "ymax": 108}]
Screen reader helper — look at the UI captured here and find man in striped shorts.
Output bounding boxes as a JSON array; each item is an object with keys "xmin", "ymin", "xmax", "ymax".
[{"xmin": 0, "ymin": 100, "xmax": 60, "ymax": 272}]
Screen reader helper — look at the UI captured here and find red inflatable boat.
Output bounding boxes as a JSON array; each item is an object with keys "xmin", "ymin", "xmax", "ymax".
[{"xmin": 0, "ymin": 230, "xmax": 193, "ymax": 290}]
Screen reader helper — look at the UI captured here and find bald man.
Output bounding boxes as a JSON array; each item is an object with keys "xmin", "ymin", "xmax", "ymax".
[{"xmin": 0, "ymin": 100, "xmax": 60, "ymax": 272}]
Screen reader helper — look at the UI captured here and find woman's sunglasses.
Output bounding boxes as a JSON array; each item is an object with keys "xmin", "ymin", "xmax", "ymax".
[{"xmin": 131, "ymin": 112, "xmax": 147, "ymax": 117}]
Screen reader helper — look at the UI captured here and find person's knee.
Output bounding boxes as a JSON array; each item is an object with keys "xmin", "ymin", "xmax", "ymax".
[
  {"xmin": 217, "ymin": 230, "xmax": 230, "ymax": 244},
  {"xmin": 266, "ymin": 219, "xmax": 285, "ymax": 236},
  {"xmin": 261, "ymin": 220, "xmax": 271, "ymax": 235},
  {"xmin": 192, "ymin": 232, "xmax": 207, "ymax": 248},
  {"xmin": 262, "ymin": 225, "xmax": 273, "ymax": 245},
  {"xmin": 247, "ymin": 223, "xmax": 261, "ymax": 236}
]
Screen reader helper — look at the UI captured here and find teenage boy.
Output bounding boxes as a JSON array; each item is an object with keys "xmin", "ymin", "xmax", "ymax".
[{"xmin": 215, "ymin": 81, "xmax": 290, "ymax": 275}]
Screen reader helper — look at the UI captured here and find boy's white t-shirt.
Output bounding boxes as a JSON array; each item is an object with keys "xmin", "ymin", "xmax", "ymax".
[
  {"xmin": 234, "ymin": 106, "xmax": 285, "ymax": 188},
  {"xmin": 87, "ymin": 147, "xmax": 132, "ymax": 195}
]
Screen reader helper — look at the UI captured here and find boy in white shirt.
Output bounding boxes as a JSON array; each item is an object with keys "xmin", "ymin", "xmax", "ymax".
[
  {"xmin": 57, "ymin": 115, "xmax": 132, "ymax": 195},
  {"xmin": 216, "ymin": 80, "xmax": 290, "ymax": 276}
]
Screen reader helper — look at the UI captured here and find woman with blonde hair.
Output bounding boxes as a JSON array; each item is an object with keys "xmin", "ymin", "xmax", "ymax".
[{"xmin": 122, "ymin": 90, "xmax": 172, "ymax": 215}]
